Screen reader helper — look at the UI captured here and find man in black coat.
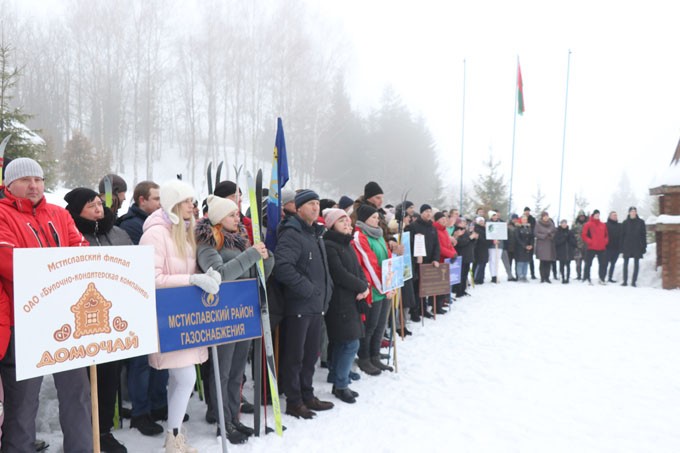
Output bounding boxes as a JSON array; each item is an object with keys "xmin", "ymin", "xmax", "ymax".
[
  {"xmin": 620, "ymin": 207, "xmax": 647, "ymax": 287},
  {"xmin": 274, "ymin": 190, "xmax": 334, "ymax": 419},
  {"xmin": 405, "ymin": 204, "xmax": 441, "ymax": 320},
  {"xmin": 523, "ymin": 207, "xmax": 537, "ymax": 279},
  {"xmin": 453, "ymin": 218, "xmax": 477, "ymax": 297},
  {"xmin": 605, "ymin": 211, "xmax": 622, "ymax": 283}
]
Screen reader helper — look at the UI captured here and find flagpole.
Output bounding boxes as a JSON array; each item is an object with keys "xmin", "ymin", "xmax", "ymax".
[
  {"xmin": 459, "ymin": 59, "xmax": 466, "ymax": 211},
  {"xmin": 557, "ymin": 49, "xmax": 572, "ymax": 221},
  {"xmin": 508, "ymin": 56, "xmax": 519, "ymax": 217}
]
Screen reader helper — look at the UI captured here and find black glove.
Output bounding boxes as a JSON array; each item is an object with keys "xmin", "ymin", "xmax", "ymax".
[{"xmin": 356, "ymin": 299, "xmax": 370, "ymax": 315}]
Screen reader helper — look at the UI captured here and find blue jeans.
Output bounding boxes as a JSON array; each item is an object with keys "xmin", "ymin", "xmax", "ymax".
[
  {"xmin": 127, "ymin": 355, "xmax": 169, "ymax": 417},
  {"xmin": 328, "ymin": 340, "xmax": 360, "ymax": 389},
  {"xmin": 516, "ymin": 261, "xmax": 528, "ymax": 279}
]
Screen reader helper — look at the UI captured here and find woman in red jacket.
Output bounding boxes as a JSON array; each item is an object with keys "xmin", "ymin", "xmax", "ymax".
[
  {"xmin": 581, "ymin": 209, "xmax": 609, "ymax": 285},
  {"xmin": 434, "ymin": 211, "xmax": 456, "ymax": 310}
]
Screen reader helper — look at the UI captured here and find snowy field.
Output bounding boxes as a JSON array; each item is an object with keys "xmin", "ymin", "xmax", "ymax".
[{"xmin": 36, "ymin": 249, "xmax": 680, "ymax": 452}]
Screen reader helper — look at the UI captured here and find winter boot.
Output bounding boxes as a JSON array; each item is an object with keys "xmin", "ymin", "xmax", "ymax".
[
  {"xmin": 332, "ymin": 387, "xmax": 356, "ymax": 404},
  {"xmin": 216, "ymin": 422, "xmax": 249, "ymax": 444},
  {"xmin": 621, "ymin": 281, "xmax": 628, "ymax": 287},
  {"xmin": 231, "ymin": 420, "xmax": 254, "ymax": 437},
  {"xmin": 491, "ymin": 276, "xmax": 497, "ymax": 283},
  {"xmin": 371, "ymin": 356, "xmax": 394, "ymax": 372},
  {"xmin": 285, "ymin": 402, "xmax": 316, "ymax": 419},
  {"xmin": 130, "ymin": 414, "xmax": 164, "ymax": 436},
  {"xmin": 100, "ymin": 432, "xmax": 127, "ymax": 453},
  {"xmin": 357, "ymin": 358, "xmax": 381, "ymax": 376},
  {"xmin": 164, "ymin": 429, "xmax": 198, "ymax": 453},
  {"xmin": 303, "ymin": 396, "xmax": 334, "ymax": 411},
  {"xmin": 332, "ymin": 385, "xmax": 359, "ymax": 398}
]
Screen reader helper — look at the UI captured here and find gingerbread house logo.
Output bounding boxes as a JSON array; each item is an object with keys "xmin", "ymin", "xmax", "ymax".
[{"xmin": 70, "ymin": 282, "xmax": 112, "ymax": 339}]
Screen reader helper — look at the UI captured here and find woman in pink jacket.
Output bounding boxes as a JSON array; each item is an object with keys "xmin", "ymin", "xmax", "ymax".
[{"xmin": 140, "ymin": 180, "xmax": 221, "ymax": 453}]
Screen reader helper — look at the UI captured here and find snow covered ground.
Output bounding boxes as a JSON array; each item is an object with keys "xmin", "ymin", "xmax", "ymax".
[{"xmin": 36, "ymin": 249, "xmax": 680, "ymax": 452}]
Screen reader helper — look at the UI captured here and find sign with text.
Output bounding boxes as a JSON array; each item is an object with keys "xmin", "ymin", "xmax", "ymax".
[
  {"xmin": 413, "ymin": 233, "xmax": 426, "ymax": 257},
  {"xmin": 446, "ymin": 257, "xmax": 463, "ymax": 285},
  {"xmin": 156, "ymin": 279, "xmax": 261, "ymax": 353},
  {"xmin": 486, "ymin": 222, "xmax": 508, "ymax": 240},
  {"xmin": 401, "ymin": 231, "xmax": 413, "ymax": 280},
  {"xmin": 381, "ymin": 256, "xmax": 404, "ymax": 292},
  {"xmin": 417, "ymin": 262, "xmax": 451, "ymax": 298},
  {"xmin": 13, "ymin": 246, "xmax": 157, "ymax": 381}
]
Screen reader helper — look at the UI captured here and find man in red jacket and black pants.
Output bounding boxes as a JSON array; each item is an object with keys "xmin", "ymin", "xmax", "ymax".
[
  {"xmin": 581, "ymin": 209, "xmax": 609, "ymax": 285},
  {"xmin": 0, "ymin": 158, "xmax": 92, "ymax": 452}
]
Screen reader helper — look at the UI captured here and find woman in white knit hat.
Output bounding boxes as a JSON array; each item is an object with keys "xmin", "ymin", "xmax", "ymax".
[
  {"xmin": 139, "ymin": 180, "xmax": 222, "ymax": 453},
  {"xmin": 194, "ymin": 194, "xmax": 273, "ymax": 444}
]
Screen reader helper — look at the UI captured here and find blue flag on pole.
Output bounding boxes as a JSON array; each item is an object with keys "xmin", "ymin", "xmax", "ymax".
[{"xmin": 265, "ymin": 118, "xmax": 289, "ymax": 251}]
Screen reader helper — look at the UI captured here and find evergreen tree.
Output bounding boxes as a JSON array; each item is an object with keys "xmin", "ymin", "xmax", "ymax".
[
  {"xmin": 469, "ymin": 154, "xmax": 508, "ymax": 216},
  {"xmin": 0, "ymin": 38, "xmax": 53, "ymax": 186},
  {"xmin": 533, "ymin": 185, "xmax": 551, "ymax": 216},
  {"xmin": 61, "ymin": 131, "xmax": 110, "ymax": 189},
  {"xmin": 609, "ymin": 172, "xmax": 638, "ymax": 217}
]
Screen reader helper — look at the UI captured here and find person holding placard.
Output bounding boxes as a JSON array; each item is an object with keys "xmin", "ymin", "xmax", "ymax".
[
  {"xmin": 472, "ymin": 217, "xmax": 489, "ymax": 284},
  {"xmin": 0, "ymin": 158, "xmax": 92, "ymax": 453},
  {"xmin": 352, "ymin": 205, "xmax": 395, "ymax": 375},
  {"xmin": 453, "ymin": 218, "xmax": 476, "ymax": 296},
  {"xmin": 486, "ymin": 210, "xmax": 504, "ymax": 284},
  {"xmin": 515, "ymin": 215, "xmax": 535, "ymax": 282},
  {"xmin": 64, "ymin": 187, "xmax": 134, "ymax": 453},
  {"xmin": 140, "ymin": 180, "xmax": 222, "ymax": 453},
  {"xmin": 405, "ymin": 204, "xmax": 441, "ymax": 320},
  {"xmin": 195, "ymin": 195, "xmax": 273, "ymax": 444},
  {"xmin": 434, "ymin": 211, "xmax": 456, "ymax": 309}
]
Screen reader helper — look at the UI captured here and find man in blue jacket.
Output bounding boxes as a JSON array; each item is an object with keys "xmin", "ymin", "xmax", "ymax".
[{"xmin": 274, "ymin": 189, "xmax": 334, "ymax": 419}]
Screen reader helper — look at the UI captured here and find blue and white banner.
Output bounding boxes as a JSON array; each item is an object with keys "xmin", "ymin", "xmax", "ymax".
[
  {"xmin": 156, "ymin": 279, "xmax": 261, "ymax": 353},
  {"xmin": 446, "ymin": 257, "xmax": 463, "ymax": 285}
]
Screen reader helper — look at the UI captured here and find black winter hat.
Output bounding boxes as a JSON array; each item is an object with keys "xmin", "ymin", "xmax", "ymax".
[
  {"xmin": 364, "ymin": 181, "xmax": 383, "ymax": 200},
  {"xmin": 214, "ymin": 181, "xmax": 239, "ymax": 198},
  {"xmin": 338, "ymin": 195, "xmax": 353, "ymax": 210},
  {"xmin": 356, "ymin": 204, "xmax": 378, "ymax": 223},
  {"xmin": 295, "ymin": 189, "xmax": 319, "ymax": 208},
  {"xmin": 420, "ymin": 204, "xmax": 432, "ymax": 214},
  {"xmin": 319, "ymin": 198, "xmax": 337, "ymax": 212},
  {"xmin": 592, "ymin": 209, "xmax": 600, "ymax": 216},
  {"xmin": 65, "ymin": 188, "xmax": 100, "ymax": 217},
  {"xmin": 98, "ymin": 174, "xmax": 127, "ymax": 195},
  {"xmin": 628, "ymin": 206, "xmax": 637, "ymax": 212},
  {"xmin": 434, "ymin": 211, "xmax": 446, "ymax": 222}
]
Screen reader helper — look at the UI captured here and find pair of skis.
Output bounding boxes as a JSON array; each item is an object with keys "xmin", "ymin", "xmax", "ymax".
[
  {"xmin": 246, "ymin": 169, "xmax": 283, "ymax": 436},
  {"xmin": 0, "ymin": 135, "xmax": 12, "ymax": 186},
  {"xmin": 206, "ymin": 160, "xmax": 243, "ymax": 195}
]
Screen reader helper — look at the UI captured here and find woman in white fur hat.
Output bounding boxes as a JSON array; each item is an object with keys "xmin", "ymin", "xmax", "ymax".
[{"xmin": 140, "ymin": 180, "xmax": 222, "ymax": 453}]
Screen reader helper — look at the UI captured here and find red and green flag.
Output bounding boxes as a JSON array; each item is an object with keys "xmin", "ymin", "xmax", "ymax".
[{"xmin": 517, "ymin": 62, "xmax": 525, "ymax": 115}]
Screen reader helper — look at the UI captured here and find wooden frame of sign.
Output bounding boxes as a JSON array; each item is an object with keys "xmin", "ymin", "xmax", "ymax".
[{"xmin": 418, "ymin": 263, "xmax": 451, "ymax": 297}]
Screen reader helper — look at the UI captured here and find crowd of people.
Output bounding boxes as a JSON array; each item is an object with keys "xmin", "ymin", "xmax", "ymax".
[{"xmin": 0, "ymin": 157, "xmax": 648, "ymax": 452}]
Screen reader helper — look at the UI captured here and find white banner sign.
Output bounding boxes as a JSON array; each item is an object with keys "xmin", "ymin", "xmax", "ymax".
[
  {"xmin": 13, "ymin": 246, "xmax": 158, "ymax": 380},
  {"xmin": 486, "ymin": 222, "xmax": 508, "ymax": 240}
]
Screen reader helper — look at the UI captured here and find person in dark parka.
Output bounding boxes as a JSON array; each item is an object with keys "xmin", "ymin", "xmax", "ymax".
[
  {"xmin": 514, "ymin": 215, "xmax": 535, "ymax": 281},
  {"xmin": 405, "ymin": 204, "xmax": 440, "ymax": 320},
  {"xmin": 620, "ymin": 206, "xmax": 647, "ymax": 287},
  {"xmin": 453, "ymin": 217, "xmax": 477, "ymax": 296},
  {"xmin": 322, "ymin": 209, "xmax": 369, "ymax": 404},
  {"xmin": 65, "ymin": 188, "xmax": 133, "ymax": 453},
  {"xmin": 273, "ymin": 190, "xmax": 334, "ymax": 419},
  {"xmin": 605, "ymin": 211, "xmax": 622, "ymax": 283},
  {"xmin": 472, "ymin": 217, "xmax": 489, "ymax": 284},
  {"xmin": 554, "ymin": 219, "xmax": 577, "ymax": 283}
]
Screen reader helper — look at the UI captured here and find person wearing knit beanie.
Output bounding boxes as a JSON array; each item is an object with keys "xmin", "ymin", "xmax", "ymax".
[
  {"xmin": 356, "ymin": 204, "xmax": 378, "ymax": 223},
  {"xmin": 323, "ymin": 208, "xmax": 350, "ymax": 230},
  {"xmin": 206, "ymin": 194, "xmax": 239, "ymax": 226},
  {"xmin": 338, "ymin": 195, "xmax": 353, "ymax": 211},
  {"xmin": 363, "ymin": 181, "xmax": 383, "ymax": 201},
  {"xmin": 3, "ymin": 157, "xmax": 46, "ymax": 205},
  {"xmin": 64, "ymin": 188, "xmax": 100, "ymax": 218},
  {"xmin": 214, "ymin": 181, "xmax": 238, "ymax": 199},
  {"xmin": 160, "ymin": 180, "xmax": 195, "ymax": 224},
  {"xmin": 420, "ymin": 204, "xmax": 432, "ymax": 214},
  {"xmin": 3, "ymin": 157, "xmax": 44, "ymax": 188},
  {"xmin": 295, "ymin": 189, "xmax": 319, "ymax": 209}
]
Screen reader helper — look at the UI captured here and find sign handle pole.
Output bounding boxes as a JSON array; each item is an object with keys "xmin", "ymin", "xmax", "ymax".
[
  {"xmin": 420, "ymin": 298, "xmax": 425, "ymax": 327},
  {"xmin": 90, "ymin": 365, "xmax": 101, "ymax": 453},
  {"xmin": 211, "ymin": 347, "xmax": 229, "ymax": 452},
  {"xmin": 399, "ymin": 289, "xmax": 405, "ymax": 340},
  {"xmin": 390, "ymin": 295, "xmax": 399, "ymax": 373}
]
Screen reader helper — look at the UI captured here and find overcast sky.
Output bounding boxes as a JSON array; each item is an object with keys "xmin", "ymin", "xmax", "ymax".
[{"xmin": 307, "ymin": 0, "xmax": 680, "ymax": 217}]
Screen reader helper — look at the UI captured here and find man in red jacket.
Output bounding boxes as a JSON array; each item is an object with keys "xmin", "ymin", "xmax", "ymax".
[
  {"xmin": 581, "ymin": 209, "xmax": 609, "ymax": 285},
  {"xmin": 0, "ymin": 158, "xmax": 92, "ymax": 452},
  {"xmin": 433, "ymin": 211, "xmax": 456, "ymax": 312}
]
